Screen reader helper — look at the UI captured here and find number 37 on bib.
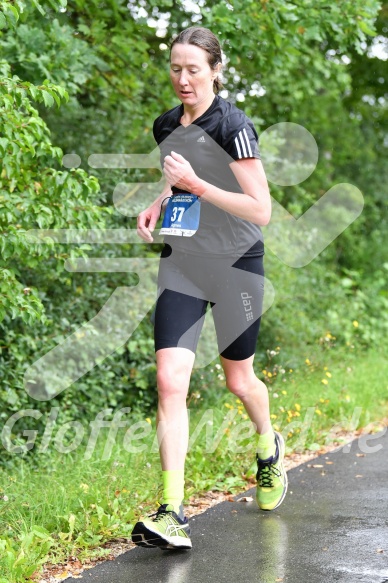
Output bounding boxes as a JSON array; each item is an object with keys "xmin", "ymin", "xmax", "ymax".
[{"xmin": 160, "ymin": 193, "xmax": 201, "ymax": 237}]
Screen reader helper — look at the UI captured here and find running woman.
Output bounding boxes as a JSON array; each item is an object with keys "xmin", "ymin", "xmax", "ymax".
[{"xmin": 132, "ymin": 26, "xmax": 287, "ymax": 551}]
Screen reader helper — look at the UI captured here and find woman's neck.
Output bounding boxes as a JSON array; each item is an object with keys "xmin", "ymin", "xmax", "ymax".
[{"xmin": 180, "ymin": 93, "xmax": 216, "ymax": 126}]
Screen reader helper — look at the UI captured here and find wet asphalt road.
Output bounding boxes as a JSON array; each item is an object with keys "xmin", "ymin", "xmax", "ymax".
[{"xmin": 65, "ymin": 428, "xmax": 388, "ymax": 583}]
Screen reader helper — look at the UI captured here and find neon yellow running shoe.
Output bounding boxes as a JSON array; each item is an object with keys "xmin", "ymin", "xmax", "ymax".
[
  {"xmin": 255, "ymin": 431, "xmax": 288, "ymax": 511},
  {"xmin": 131, "ymin": 503, "xmax": 192, "ymax": 550}
]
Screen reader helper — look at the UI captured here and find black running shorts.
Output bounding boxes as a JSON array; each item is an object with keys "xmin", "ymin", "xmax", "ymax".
[{"xmin": 153, "ymin": 245, "xmax": 265, "ymax": 361}]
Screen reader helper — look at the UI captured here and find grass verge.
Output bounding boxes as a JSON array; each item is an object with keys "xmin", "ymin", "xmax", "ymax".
[{"xmin": 0, "ymin": 344, "xmax": 387, "ymax": 582}]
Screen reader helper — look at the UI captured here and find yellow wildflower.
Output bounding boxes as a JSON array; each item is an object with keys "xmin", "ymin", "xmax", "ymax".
[
  {"xmin": 295, "ymin": 403, "xmax": 301, "ymax": 411},
  {"xmin": 315, "ymin": 409, "xmax": 322, "ymax": 415},
  {"xmin": 326, "ymin": 372, "xmax": 332, "ymax": 378},
  {"xmin": 321, "ymin": 379, "xmax": 328, "ymax": 385},
  {"xmin": 282, "ymin": 390, "xmax": 287, "ymax": 395},
  {"xmin": 305, "ymin": 358, "xmax": 311, "ymax": 365},
  {"xmin": 270, "ymin": 414, "xmax": 277, "ymax": 419},
  {"xmin": 353, "ymin": 320, "xmax": 359, "ymax": 328},
  {"xmin": 267, "ymin": 371, "xmax": 273, "ymax": 378},
  {"xmin": 145, "ymin": 418, "xmax": 152, "ymax": 424}
]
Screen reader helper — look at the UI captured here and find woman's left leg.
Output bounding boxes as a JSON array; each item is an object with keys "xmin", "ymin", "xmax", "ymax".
[
  {"xmin": 220, "ymin": 354, "xmax": 272, "ymax": 438},
  {"xmin": 207, "ymin": 253, "xmax": 287, "ymax": 509},
  {"xmin": 221, "ymin": 354, "xmax": 288, "ymax": 511}
]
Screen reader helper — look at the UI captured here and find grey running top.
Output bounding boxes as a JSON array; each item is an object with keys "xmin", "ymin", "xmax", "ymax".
[{"xmin": 153, "ymin": 94, "xmax": 264, "ymax": 258}]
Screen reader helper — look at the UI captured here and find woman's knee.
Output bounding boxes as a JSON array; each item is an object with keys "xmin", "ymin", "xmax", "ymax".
[
  {"xmin": 225, "ymin": 371, "xmax": 259, "ymax": 399},
  {"xmin": 157, "ymin": 371, "xmax": 190, "ymax": 401},
  {"xmin": 156, "ymin": 352, "xmax": 193, "ymax": 399},
  {"xmin": 225, "ymin": 376, "xmax": 246, "ymax": 398}
]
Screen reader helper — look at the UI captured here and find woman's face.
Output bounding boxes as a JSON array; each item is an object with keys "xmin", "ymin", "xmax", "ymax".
[{"xmin": 170, "ymin": 43, "xmax": 216, "ymax": 107}]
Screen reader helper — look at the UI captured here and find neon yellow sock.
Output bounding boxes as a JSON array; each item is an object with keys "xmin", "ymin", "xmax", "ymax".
[
  {"xmin": 256, "ymin": 428, "xmax": 276, "ymax": 459},
  {"xmin": 162, "ymin": 469, "xmax": 184, "ymax": 514}
]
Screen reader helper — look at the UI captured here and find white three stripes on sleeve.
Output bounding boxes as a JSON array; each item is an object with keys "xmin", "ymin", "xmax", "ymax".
[{"xmin": 234, "ymin": 127, "xmax": 253, "ymax": 159}]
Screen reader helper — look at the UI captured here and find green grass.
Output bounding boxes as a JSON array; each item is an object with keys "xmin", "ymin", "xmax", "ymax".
[{"xmin": 0, "ymin": 344, "xmax": 387, "ymax": 582}]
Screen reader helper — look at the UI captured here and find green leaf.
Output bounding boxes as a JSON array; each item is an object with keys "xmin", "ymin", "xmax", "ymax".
[
  {"xmin": 9, "ymin": 4, "xmax": 20, "ymax": 24},
  {"xmin": 45, "ymin": 88, "xmax": 61, "ymax": 108},
  {"xmin": 41, "ymin": 90, "xmax": 54, "ymax": 108},
  {"xmin": 358, "ymin": 20, "xmax": 377, "ymax": 37},
  {"xmin": 28, "ymin": 85, "xmax": 38, "ymax": 100},
  {"xmin": 32, "ymin": 525, "xmax": 52, "ymax": 538},
  {"xmin": 78, "ymin": 24, "xmax": 90, "ymax": 35},
  {"xmin": 30, "ymin": 0, "xmax": 46, "ymax": 16},
  {"xmin": 0, "ymin": 138, "xmax": 9, "ymax": 153}
]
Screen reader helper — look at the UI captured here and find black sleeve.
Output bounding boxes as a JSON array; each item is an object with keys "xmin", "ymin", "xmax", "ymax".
[
  {"xmin": 152, "ymin": 116, "xmax": 161, "ymax": 145},
  {"xmin": 220, "ymin": 112, "xmax": 261, "ymax": 161}
]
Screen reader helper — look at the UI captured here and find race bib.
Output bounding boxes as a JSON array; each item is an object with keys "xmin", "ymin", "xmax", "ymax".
[{"xmin": 160, "ymin": 193, "xmax": 201, "ymax": 237}]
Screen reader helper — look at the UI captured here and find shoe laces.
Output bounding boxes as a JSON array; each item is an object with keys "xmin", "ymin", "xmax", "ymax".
[
  {"xmin": 148, "ymin": 504, "xmax": 173, "ymax": 522},
  {"xmin": 256, "ymin": 455, "xmax": 281, "ymax": 488}
]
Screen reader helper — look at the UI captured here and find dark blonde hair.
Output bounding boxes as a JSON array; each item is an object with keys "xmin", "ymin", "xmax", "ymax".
[{"xmin": 169, "ymin": 27, "xmax": 223, "ymax": 93}]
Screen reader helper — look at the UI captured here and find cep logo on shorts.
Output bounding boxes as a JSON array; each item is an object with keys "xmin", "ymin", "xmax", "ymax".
[{"xmin": 241, "ymin": 292, "xmax": 254, "ymax": 321}]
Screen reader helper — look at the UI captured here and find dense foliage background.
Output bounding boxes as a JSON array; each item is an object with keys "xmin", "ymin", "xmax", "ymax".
[
  {"xmin": 1, "ymin": 0, "xmax": 387, "ymax": 460},
  {"xmin": 0, "ymin": 1, "xmax": 387, "ymax": 580}
]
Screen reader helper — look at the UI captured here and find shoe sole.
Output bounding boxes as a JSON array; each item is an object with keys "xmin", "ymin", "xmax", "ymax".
[
  {"xmin": 258, "ymin": 431, "xmax": 288, "ymax": 511},
  {"xmin": 131, "ymin": 521, "xmax": 192, "ymax": 550}
]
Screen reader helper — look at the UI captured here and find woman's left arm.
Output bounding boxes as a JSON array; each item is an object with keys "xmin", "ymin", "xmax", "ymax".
[{"xmin": 163, "ymin": 151, "xmax": 271, "ymax": 226}]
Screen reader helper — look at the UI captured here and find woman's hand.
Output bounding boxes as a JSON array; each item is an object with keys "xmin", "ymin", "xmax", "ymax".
[
  {"xmin": 137, "ymin": 203, "xmax": 161, "ymax": 243},
  {"xmin": 163, "ymin": 151, "xmax": 201, "ymax": 193}
]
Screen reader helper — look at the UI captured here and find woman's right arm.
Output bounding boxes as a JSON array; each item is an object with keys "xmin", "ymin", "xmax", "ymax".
[{"xmin": 136, "ymin": 178, "xmax": 172, "ymax": 242}]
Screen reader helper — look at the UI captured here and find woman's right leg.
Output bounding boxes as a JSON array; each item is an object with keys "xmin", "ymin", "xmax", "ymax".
[
  {"xmin": 131, "ymin": 252, "xmax": 205, "ymax": 549},
  {"xmin": 155, "ymin": 346, "xmax": 195, "ymax": 471},
  {"xmin": 131, "ymin": 345, "xmax": 196, "ymax": 549},
  {"xmin": 153, "ymin": 252, "xmax": 207, "ymax": 474},
  {"xmin": 153, "ymin": 273, "xmax": 207, "ymax": 515}
]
